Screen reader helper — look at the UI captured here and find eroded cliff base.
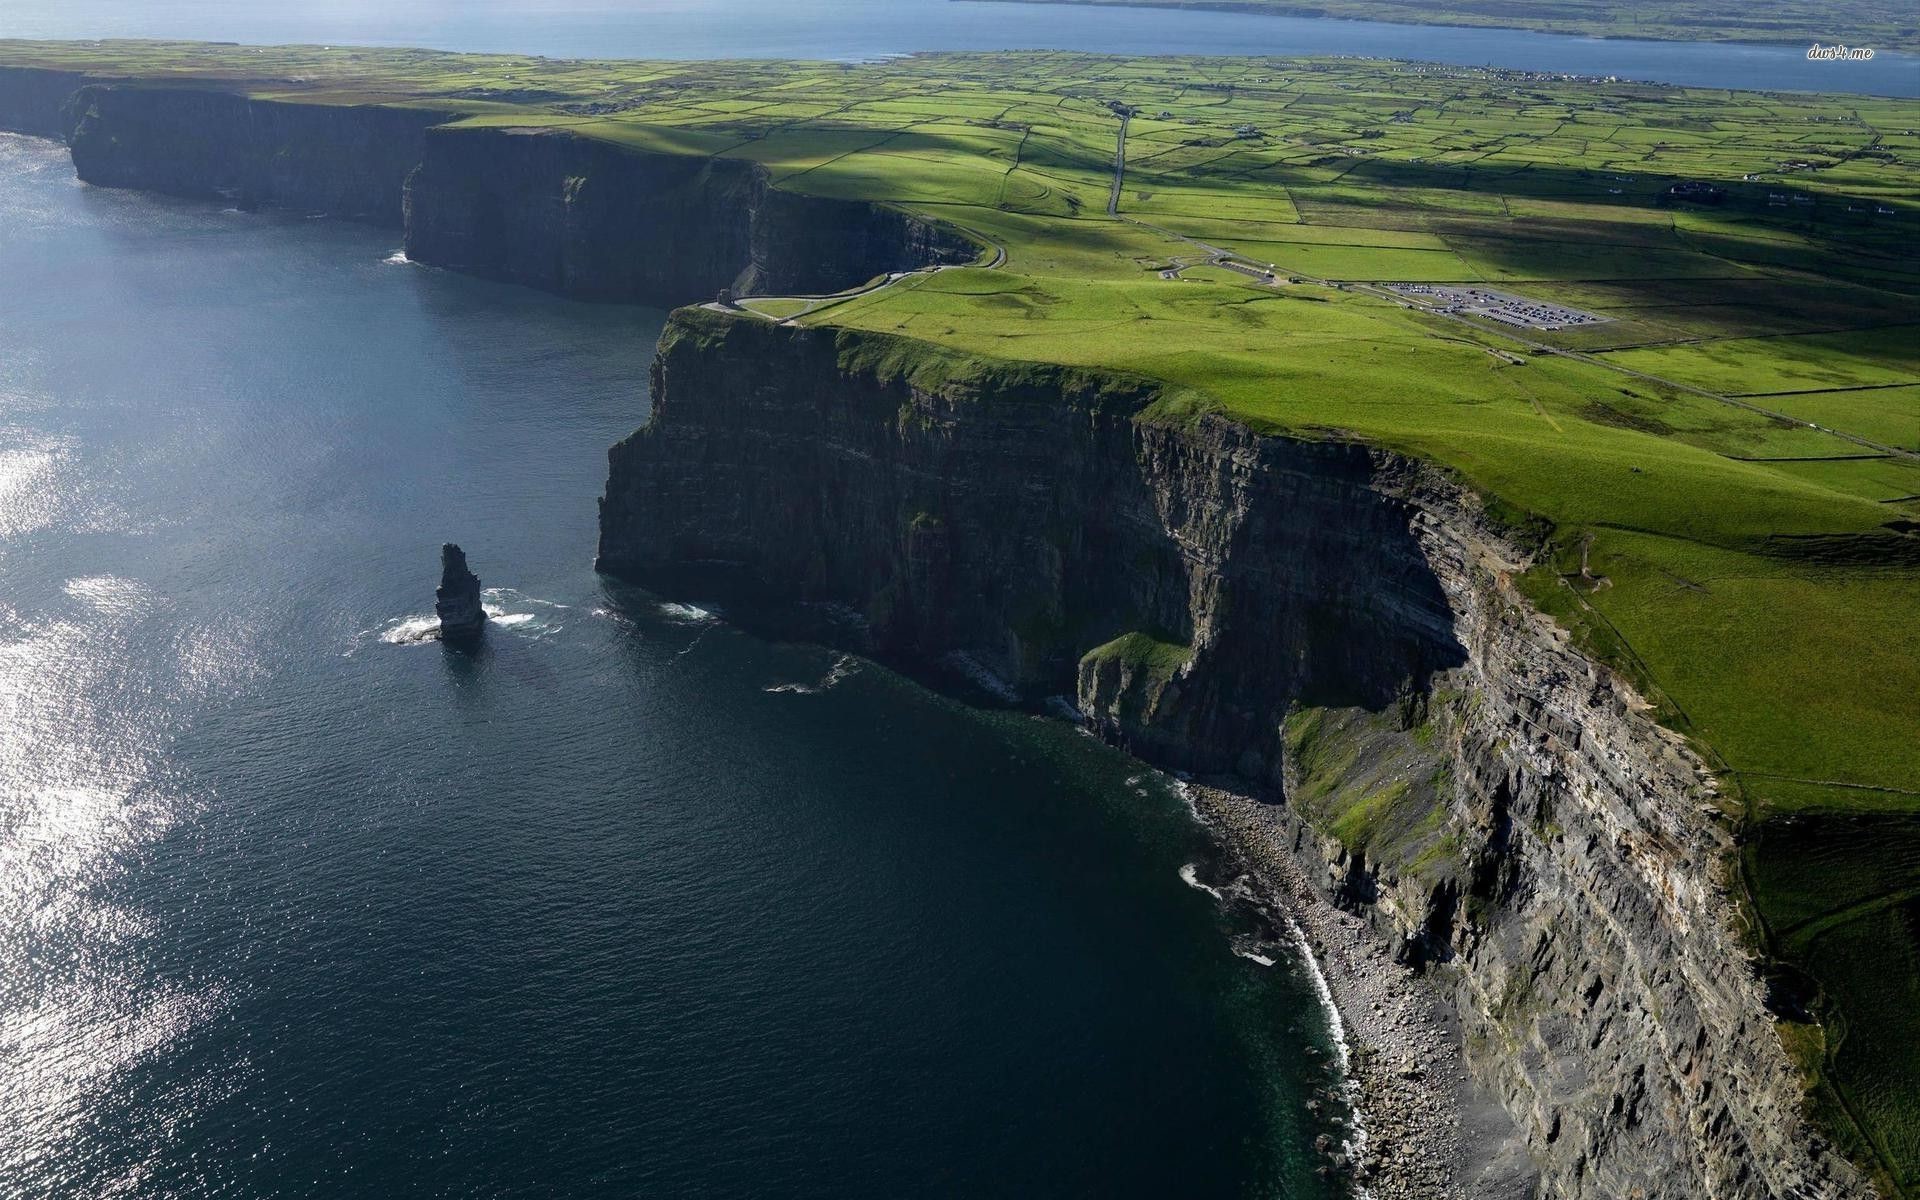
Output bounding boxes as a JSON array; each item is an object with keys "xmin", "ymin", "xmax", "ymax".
[
  {"xmin": 598, "ymin": 308, "xmax": 1871, "ymax": 1200},
  {"xmin": 1190, "ymin": 780, "xmax": 1539, "ymax": 1199}
]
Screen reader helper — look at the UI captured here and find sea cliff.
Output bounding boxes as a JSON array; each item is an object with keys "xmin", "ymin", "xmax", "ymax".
[
  {"xmin": 0, "ymin": 67, "xmax": 975, "ymax": 301},
  {"xmin": 0, "ymin": 64, "xmax": 91, "ymax": 138},
  {"xmin": 0, "ymin": 64, "xmax": 1873, "ymax": 1197},
  {"xmin": 596, "ymin": 309, "xmax": 1867, "ymax": 1199},
  {"xmin": 403, "ymin": 124, "xmax": 974, "ymax": 301},
  {"xmin": 58, "ymin": 78, "xmax": 448, "ymax": 224}
]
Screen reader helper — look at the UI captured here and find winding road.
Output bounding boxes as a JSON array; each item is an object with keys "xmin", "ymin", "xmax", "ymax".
[{"xmin": 708, "ymin": 218, "xmax": 1007, "ymax": 324}]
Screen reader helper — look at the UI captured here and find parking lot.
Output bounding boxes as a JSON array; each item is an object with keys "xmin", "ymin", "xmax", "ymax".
[{"xmin": 1382, "ymin": 283, "xmax": 1608, "ymax": 329}]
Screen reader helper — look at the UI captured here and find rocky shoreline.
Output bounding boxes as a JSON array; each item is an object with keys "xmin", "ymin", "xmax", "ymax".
[{"xmin": 1188, "ymin": 782, "xmax": 1531, "ymax": 1200}]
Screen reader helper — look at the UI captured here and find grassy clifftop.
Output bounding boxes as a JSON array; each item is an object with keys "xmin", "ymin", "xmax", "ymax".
[{"xmin": 2, "ymin": 39, "xmax": 1916, "ymax": 1188}]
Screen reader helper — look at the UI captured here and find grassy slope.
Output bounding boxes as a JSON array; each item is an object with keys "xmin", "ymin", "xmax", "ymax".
[
  {"xmin": 2, "ymin": 40, "xmax": 1915, "ymax": 1188},
  {"xmin": 981, "ymin": 0, "xmax": 1920, "ymax": 54}
]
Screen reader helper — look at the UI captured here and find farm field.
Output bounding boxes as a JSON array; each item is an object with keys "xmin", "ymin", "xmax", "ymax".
[{"xmin": 3, "ymin": 40, "xmax": 1916, "ymax": 1191}]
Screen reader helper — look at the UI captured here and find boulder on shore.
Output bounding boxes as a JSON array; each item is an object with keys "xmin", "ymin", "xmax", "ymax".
[{"xmin": 435, "ymin": 543, "xmax": 485, "ymax": 644}]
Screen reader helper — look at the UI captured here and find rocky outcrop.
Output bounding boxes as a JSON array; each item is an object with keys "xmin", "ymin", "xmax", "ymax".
[
  {"xmin": 598, "ymin": 308, "xmax": 1869, "ymax": 1199},
  {"xmin": 403, "ymin": 124, "xmax": 976, "ymax": 303},
  {"xmin": 435, "ymin": 543, "xmax": 486, "ymax": 644}
]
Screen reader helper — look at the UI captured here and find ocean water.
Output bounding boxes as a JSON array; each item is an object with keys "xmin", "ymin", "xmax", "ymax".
[
  {"xmin": 0, "ymin": 133, "xmax": 1354, "ymax": 1196},
  {"xmin": 5, "ymin": 0, "xmax": 1918, "ymax": 96}
]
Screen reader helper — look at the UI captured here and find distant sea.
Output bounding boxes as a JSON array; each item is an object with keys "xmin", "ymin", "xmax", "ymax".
[{"xmin": 5, "ymin": 0, "xmax": 1918, "ymax": 96}]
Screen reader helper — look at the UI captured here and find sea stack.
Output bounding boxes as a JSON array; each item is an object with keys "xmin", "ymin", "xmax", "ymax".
[{"xmin": 435, "ymin": 543, "xmax": 485, "ymax": 644}]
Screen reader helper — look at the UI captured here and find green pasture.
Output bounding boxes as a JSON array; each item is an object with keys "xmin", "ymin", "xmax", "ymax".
[
  {"xmin": 1596, "ymin": 327, "xmax": 1920, "ymax": 397},
  {"xmin": 1748, "ymin": 814, "xmax": 1920, "ymax": 1198},
  {"xmin": 1755, "ymin": 387, "xmax": 1920, "ymax": 453}
]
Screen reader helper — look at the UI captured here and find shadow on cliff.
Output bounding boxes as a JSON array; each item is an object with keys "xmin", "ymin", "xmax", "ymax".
[{"xmin": 595, "ymin": 307, "xmax": 1474, "ymax": 792}]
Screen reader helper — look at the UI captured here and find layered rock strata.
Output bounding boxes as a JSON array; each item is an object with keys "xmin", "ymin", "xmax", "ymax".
[{"xmin": 597, "ymin": 309, "xmax": 1867, "ymax": 1200}]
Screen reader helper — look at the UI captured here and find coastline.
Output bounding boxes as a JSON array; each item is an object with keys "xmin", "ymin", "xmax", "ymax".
[
  {"xmin": 1187, "ymin": 781, "xmax": 1533, "ymax": 1200},
  {"xmin": 962, "ymin": 0, "xmax": 1898, "ymax": 56},
  {"xmin": 6, "ymin": 42, "xmax": 1902, "ymax": 1194}
]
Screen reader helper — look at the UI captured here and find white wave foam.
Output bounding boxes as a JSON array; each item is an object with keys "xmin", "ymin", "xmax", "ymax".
[
  {"xmin": 673, "ymin": 625, "xmax": 715, "ymax": 659},
  {"xmin": 765, "ymin": 654, "xmax": 857, "ymax": 696},
  {"xmin": 1281, "ymin": 908, "xmax": 1371, "ymax": 1191},
  {"xmin": 1178, "ymin": 862, "xmax": 1226, "ymax": 901},
  {"xmin": 485, "ymin": 587, "xmax": 571, "ymax": 610},
  {"xmin": 657, "ymin": 602, "xmax": 716, "ymax": 624},
  {"xmin": 1284, "ymin": 912, "xmax": 1350, "ymax": 1074},
  {"xmin": 352, "ymin": 604, "xmax": 547, "ymax": 651},
  {"xmin": 1167, "ymin": 788, "xmax": 1371, "ymax": 1188},
  {"xmin": 376, "ymin": 615, "xmax": 441, "ymax": 646},
  {"xmin": 1170, "ymin": 778, "xmax": 1204, "ymax": 823},
  {"xmin": 472, "ymin": 589, "xmax": 571, "ymax": 638}
]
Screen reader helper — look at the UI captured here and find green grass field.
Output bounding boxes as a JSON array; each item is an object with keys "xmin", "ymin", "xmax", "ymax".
[{"xmin": 3, "ymin": 39, "xmax": 1915, "ymax": 1189}]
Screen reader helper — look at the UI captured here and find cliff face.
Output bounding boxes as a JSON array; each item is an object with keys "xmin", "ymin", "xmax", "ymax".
[
  {"xmin": 599, "ymin": 310, "xmax": 1867, "ymax": 1200},
  {"xmin": 403, "ymin": 125, "xmax": 976, "ymax": 303},
  {"xmin": 60, "ymin": 82, "xmax": 450, "ymax": 225},
  {"xmin": 0, "ymin": 70, "xmax": 974, "ymax": 300},
  {"xmin": 0, "ymin": 66, "xmax": 93, "ymax": 138}
]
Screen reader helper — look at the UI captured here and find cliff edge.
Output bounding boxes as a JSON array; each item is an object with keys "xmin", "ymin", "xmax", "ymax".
[
  {"xmin": 598, "ymin": 308, "xmax": 1868, "ymax": 1199},
  {"xmin": 0, "ymin": 67, "xmax": 976, "ymax": 303}
]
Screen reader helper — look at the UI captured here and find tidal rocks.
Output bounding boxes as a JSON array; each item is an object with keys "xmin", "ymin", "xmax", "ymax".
[{"xmin": 435, "ymin": 543, "xmax": 485, "ymax": 644}]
